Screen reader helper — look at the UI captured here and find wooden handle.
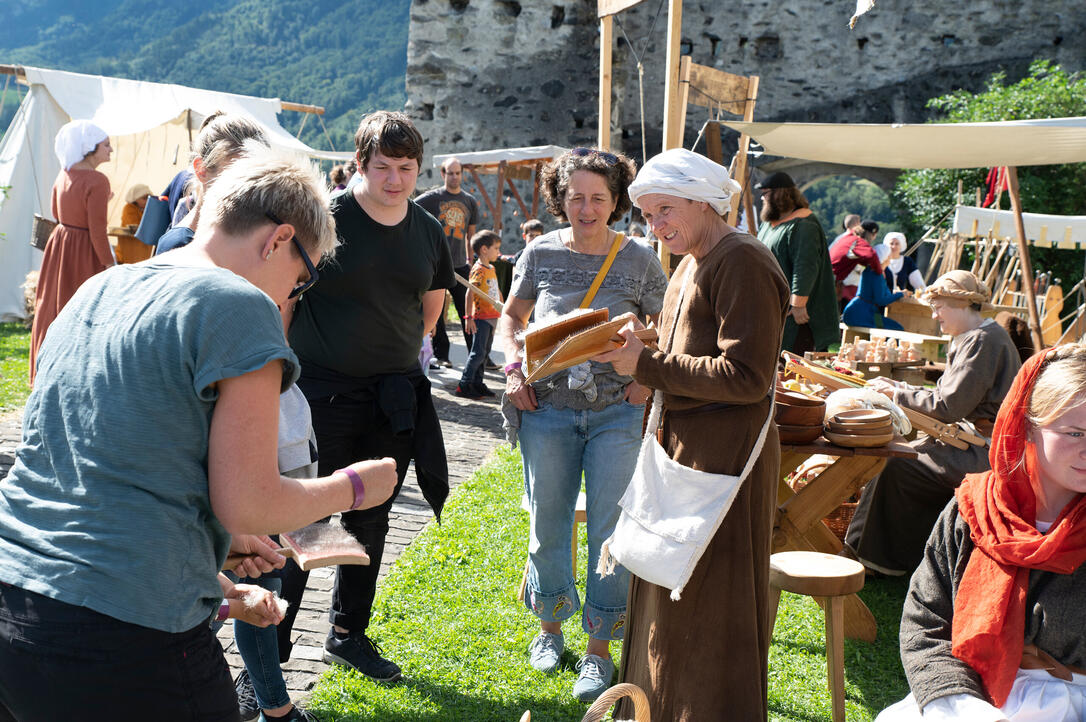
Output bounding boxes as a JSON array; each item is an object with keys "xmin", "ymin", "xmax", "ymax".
[
  {"xmin": 615, "ymin": 328, "xmax": 659, "ymax": 343},
  {"xmin": 223, "ymin": 546, "xmax": 292, "ymax": 572}
]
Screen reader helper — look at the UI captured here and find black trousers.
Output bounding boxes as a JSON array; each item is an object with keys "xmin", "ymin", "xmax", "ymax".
[
  {"xmin": 307, "ymin": 392, "xmax": 414, "ymax": 633},
  {"xmin": 0, "ymin": 583, "xmax": 238, "ymax": 721},
  {"xmin": 432, "ymin": 264, "xmax": 472, "ymax": 360}
]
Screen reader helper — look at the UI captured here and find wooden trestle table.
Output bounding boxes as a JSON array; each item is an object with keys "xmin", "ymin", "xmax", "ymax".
[{"xmin": 774, "ymin": 436, "xmax": 919, "ymax": 643}]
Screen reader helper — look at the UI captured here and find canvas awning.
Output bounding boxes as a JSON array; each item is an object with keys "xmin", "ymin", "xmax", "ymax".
[
  {"xmin": 952, "ymin": 205, "xmax": 1086, "ymax": 248},
  {"xmin": 432, "ymin": 145, "xmax": 567, "ymax": 170},
  {"xmin": 723, "ymin": 117, "xmax": 1086, "ymax": 169}
]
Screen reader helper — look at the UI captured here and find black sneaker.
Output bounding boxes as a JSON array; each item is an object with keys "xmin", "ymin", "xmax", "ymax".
[
  {"xmin": 476, "ymin": 384, "xmax": 496, "ymax": 397},
  {"xmin": 235, "ymin": 669, "xmax": 259, "ymax": 721},
  {"xmin": 484, "ymin": 357, "xmax": 501, "ymax": 371},
  {"xmin": 276, "ymin": 706, "xmax": 319, "ymax": 722},
  {"xmin": 323, "ymin": 631, "xmax": 402, "ymax": 682}
]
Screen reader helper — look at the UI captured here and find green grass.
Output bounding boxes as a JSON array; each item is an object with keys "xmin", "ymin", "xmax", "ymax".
[
  {"xmin": 0, "ymin": 323, "xmax": 30, "ymax": 412},
  {"xmin": 309, "ymin": 446, "xmax": 911, "ymax": 721}
]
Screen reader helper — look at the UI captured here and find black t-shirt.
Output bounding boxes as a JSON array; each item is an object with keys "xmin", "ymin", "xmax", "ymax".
[
  {"xmin": 289, "ymin": 189, "xmax": 454, "ymax": 390},
  {"xmin": 414, "ymin": 187, "xmax": 479, "ymax": 268}
]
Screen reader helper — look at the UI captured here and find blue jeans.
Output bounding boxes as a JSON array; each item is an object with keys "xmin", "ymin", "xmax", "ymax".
[
  {"xmin": 518, "ymin": 400, "xmax": 643, "ymax": 641},
  {"xmin": 458, "ymin": 318, "xmax": 494, "ymax": 390},
  {"xmin": 233, "ymin": 575, "xmax": 290, "ymax": 710}
]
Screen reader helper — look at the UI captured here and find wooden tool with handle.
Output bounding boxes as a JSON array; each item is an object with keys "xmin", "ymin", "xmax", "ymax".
[
  {"xmin": 223, "ymin": 523, "xmax": 371, "ymax": 573},
  {"xmin": 524, "ymin": 319, "xmax": 658, "ymax": 384}
]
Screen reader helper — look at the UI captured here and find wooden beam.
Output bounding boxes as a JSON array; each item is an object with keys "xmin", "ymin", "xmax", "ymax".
[
  {"xmin": 598, "ymin": 0, "xmax": 646, "ymax": 18},
  {"xmin": 598, "ymin": 14, "xmax": 613, "ymax": 151},
  {"xmin": 467, "ymin": 165, "xmax": 498, "ymax": 226},
  {"xmin": 0, "ymin": 64, "xmax": 28, "ymax": 85},
  {"xmin": 505, "ymin": 174, "xmax": 530, "ymax": 221},
  {"xmin": 685, "ymin": 62, "xmax": 751, "ymax": 116},
  {"xmin": 531, "ymin": 162, "xmax": 542, "ymax": 219},
  {"xmin": 495, "ymin": 161, "xmax": 507, "ymax": 232},
  {"xmin": 676, "ymin": 55, "xmax": 692, "ymax": 148},
  {"xmin": 280, "ymin": 101, "xmax": 325, "ymax": 115},
  {"xmin": 703, "ymin": 121, "xmax": 723, "ymax": 165},
  {"xmin": 1006, "ymin": 166, "xmax": 1045, "ymax": 351},
  {"xmin": 728, "ymin": 76, "xmax": 759, "ymax": 227},
  {"xmin": 661, "ymin": 0, "xmax": 684, "ymax": 150}
]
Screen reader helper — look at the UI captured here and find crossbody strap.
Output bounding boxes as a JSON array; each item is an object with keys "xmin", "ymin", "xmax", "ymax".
[{"xmin": 578, "ymin": 232, "xmax": 625, "ymax": 309}]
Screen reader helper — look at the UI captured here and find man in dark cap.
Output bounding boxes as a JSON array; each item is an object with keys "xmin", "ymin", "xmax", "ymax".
[
  {"xmin": 755, "ymin": 172, "xmax": 838, "ymax": 353},
  {"xmin": 829, "ymin": 218, "xmax": 883, "ymax": 306}
]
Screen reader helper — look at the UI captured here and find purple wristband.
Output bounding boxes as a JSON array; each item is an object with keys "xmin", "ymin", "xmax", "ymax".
[
  {"xmin": 216, "ymin": 601, "xmax": 230, "ymax": 622},
  {"xmin": 503, "ymin": 361, "xmax": 522, "ymax": 375},
  {"xmin": 337, "ymin": 467, "xmax": 366, "ymax": 510}
]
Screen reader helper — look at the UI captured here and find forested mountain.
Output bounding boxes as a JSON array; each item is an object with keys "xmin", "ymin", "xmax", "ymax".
[{"xmin": 0, "ymin": 0, "xmax": 410, "ymax": 151}]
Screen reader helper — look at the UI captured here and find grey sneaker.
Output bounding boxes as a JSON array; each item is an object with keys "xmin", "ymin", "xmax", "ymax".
[
  {"xmin": 572, "ymin": 653, "xmax": 614, "ymax": 702},
  {"xmin": 235, "ymin": 669, "xmax": 259, "ymax": 721},
  {"xmin": 527, "ymin": 631, "xmax": 564, "ymax": 673}
]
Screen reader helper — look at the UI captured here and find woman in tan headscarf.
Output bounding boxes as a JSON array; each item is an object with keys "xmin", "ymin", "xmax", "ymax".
[{"xmin": 844, "ymin": 270, "xmax": 1023, "ymax": 575}]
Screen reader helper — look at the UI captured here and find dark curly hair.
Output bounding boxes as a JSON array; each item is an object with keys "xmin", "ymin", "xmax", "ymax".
[{"xmin": 539, "ymin": 148, "xmax": 636, "ymax": 225}]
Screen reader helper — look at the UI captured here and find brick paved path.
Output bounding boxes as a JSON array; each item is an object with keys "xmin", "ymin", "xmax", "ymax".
[{"xmin": 0, "ymin": 331, "xmax": 509, "ymax": 707}]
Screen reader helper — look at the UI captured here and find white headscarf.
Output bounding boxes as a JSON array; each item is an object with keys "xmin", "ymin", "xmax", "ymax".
[
  {"xmin": 883, "ymin": 231, "xmax": 906, "ymax": 248},
  {"xmin": 627, "ymin": 148, "xmax": 742, "ymax": 215},
  {"xmin": 54, "ymin": 120, "xmax": 108, "ymax": 171}
]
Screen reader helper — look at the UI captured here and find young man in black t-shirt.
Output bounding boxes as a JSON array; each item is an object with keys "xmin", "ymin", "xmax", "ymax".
[{"xmin": 289, "ymin": 111, "xmax": 453, "ymax": 684}]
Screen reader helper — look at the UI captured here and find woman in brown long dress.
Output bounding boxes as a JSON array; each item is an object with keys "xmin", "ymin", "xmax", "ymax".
[
  {"xmin": 597, "ymin": 148, "xmax": 789, "ymax": 720},
  {"xmin": 30, "ymin": 120, "xmax": 116, "ymax": 383}
]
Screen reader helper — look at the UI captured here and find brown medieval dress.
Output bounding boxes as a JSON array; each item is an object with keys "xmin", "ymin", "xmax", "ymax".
[
  {"xmin": 617, "ymin": 230, "xmax": 789, "ymax": 721},
  {"xmin": 30, "ymin": 169, "xmax": 114, "ymax": 384}
]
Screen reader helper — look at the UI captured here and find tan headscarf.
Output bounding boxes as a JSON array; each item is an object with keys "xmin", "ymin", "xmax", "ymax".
[{"xmin": 920, "ymin": 270, "xmax": 992, "ymax": 310}]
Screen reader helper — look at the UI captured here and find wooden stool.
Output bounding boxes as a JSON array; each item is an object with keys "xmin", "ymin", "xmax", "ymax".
[
  {"xmin": 769, "ymin": 551, "xmax": 866, "ymax": 722},
  {"xmin": 517, "ymin": 492, "xmax": 587, "ymax": 601}
]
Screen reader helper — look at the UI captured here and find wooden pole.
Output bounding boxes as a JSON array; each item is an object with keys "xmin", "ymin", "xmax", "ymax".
[
  {"xmin": 728, "ymin": 75, "xmax": 759, "ymax": 227},
  {"xmin": 1005, "ymin": 166, "xmax": 1045, "ymax": 351},
  {"xmin": 660, "ymin": 0, "xmax": 684, "ymax": 150},
  {"xmin": 495, "ymin": 161, "xmax": 507, "ymax": 233},
  {"xmin": 675, "ymin": 55, "xmax": 692, "ymax": 148},
  {"xmin": 598, "ymin": 14, "xmax": 613, "ymax": 151},
  {"xmin": 505, "ymin": 175, "xmax": 530, "ymax": 220},
  {"xmin": 467, "ymin": 165, "xmax": 498, "ymax": 226}
]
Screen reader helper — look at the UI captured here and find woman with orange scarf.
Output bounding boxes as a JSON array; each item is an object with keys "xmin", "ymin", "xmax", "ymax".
[{"xmin": 877, "ymin": 344, "xmax": 1086, "ymax": 721}]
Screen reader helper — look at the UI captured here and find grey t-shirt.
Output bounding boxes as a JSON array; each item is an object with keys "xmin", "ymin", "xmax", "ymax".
[
  {"xmin": 511, "ymin": 231, "xmax": 668, "ymax": 410},
  {"xmin": 415, "ymin": 187, "xmax": 480, "ymax": 268}
]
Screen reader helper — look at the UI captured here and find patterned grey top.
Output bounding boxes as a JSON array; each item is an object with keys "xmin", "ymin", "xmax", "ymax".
[{"xmin": 511, "ymin": 230, "xmax": 668, "ymax": 410}]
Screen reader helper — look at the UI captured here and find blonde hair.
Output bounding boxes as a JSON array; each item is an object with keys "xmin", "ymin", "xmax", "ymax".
[
  {"xmin": 1028, "ymin": 344, "xmax": 1086, "ymax": 428},
  {"xmin": 198, "ymin": 142, "xmax": 338, "ymax": 260},
  {"xmin": 194, "ymin": 112, "xmax": 269, "ymax": 180}
]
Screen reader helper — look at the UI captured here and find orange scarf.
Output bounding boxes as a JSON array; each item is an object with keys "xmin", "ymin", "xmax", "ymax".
[{"xmin": 953, "ymin": 349, "xmax": 1086, "ymax": 706}]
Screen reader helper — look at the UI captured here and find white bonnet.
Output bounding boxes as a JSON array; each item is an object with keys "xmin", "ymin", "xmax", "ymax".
[
  {"xmin": 54, "ymin": 120, "xmax": 108, "ymax": 171},
  {"xmin": 628, "ymin": 148, "xmax": 742, "ymax": 215}
]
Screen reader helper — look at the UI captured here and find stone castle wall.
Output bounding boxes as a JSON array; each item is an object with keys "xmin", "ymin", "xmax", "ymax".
[{"xmin": 405, "ymin": 0, "xmax": 1086, "ymax": 235}]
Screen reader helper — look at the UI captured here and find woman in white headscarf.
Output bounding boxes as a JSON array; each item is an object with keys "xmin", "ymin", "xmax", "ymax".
[
  {"xmin": 30, "ymin": 119, "xmax": 117, "ymax": 383},
  {"xmin": 595, "ymin": 148, "xmax": 789, "ymax": 721},
  {"xmin": 883, "ymin": 231, "xmax": 925, "ymax": 293}
]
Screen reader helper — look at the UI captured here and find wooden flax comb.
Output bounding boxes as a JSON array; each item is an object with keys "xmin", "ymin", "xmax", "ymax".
[
  {"xmin": 224, "ymin": 522, "xmax": 370, "ymax": 572},
  {"xmin": 523, "ymin": 317, "xmax": 658, "ymax": 384}
]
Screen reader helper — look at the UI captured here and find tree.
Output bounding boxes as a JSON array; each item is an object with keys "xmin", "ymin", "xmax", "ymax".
[{"xmin": 893, "ymin": 60, "xmax": 1086, "ymax": 287}]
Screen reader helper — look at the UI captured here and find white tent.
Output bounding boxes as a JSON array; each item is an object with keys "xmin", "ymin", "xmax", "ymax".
[
  {"xmin": 723, "ymin": 117, "xmax": 1086, "ymax": 169},
  {"xmin": 0, "ymin": 65, "xmax": 351, "ymax": 320},
  {"xmin": 952, "ymin": 205, "xmax": 1086, "ymax": 247}
]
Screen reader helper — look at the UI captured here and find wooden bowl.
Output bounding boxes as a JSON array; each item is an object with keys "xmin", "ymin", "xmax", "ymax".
[
  {"xmin": 823, "ymin": 430, "xmax": 894, "ymax": 448},
  {"xmin": 825, "ymin": 421, "xmax": 894, "ymax": 436},
  {"xmin": 776, "ymin": 390, "xmax": 824, "ymax": 408},
  {"xmin": 776, "ymin": 402, "xmax": 825, "ymax": 426},
  {"xmin": 777, "ymin": 423, "xmax": 824, "ymax": 444},
  {"xmin": 829, "ymin": 409, "xmax": 892, "ymax": 426}
]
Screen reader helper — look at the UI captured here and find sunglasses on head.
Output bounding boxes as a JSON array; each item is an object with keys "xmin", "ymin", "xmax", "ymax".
[
  {"xmin": 265, "ymin": 212, "xmax": 319, "ymax": 299},
  {"xmin": 571, "ymin": 147, "xmax": 620, "ymax": 166}
]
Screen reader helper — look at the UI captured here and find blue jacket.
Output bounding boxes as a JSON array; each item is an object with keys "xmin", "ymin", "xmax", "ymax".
[{"xmin": 842, "ymin": 267, "xmax": 904, "ymax": 329}]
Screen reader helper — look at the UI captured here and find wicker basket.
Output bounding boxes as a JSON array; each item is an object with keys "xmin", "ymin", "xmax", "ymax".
[
  {"xmin": 31, "ymin": 214, "xmax": 57, "ymax": 251},
  {"xmin": 787, "ymin": 461, "xmax": 860, "ymax": 543}
]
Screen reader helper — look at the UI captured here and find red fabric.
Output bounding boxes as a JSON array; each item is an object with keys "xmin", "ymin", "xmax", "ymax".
[
  {"xmin": 953, "ymin": 349, "xmax": 1086, "ymax": 706},
  {"xmin": 982, "ymin": 167, "xmax": 1008, "ymax": 209},
  {"xmin": 828, "ymin": 232, "xmax": 882, "ymax": 283}
]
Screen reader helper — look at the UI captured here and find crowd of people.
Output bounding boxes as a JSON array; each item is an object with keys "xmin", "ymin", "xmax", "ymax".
[{"xmin": 1, "ymin": 106, "xmax": 1082, "ymax": 722}]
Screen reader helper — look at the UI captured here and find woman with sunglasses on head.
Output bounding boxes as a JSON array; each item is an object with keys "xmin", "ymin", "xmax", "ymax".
[
  {"xmin": 0, "ymin": 147, "xmax": 397, "ymax": 721},
  {"xmin": 877, "ymin": 344, "xmax": 1086, "ymax": 722},
  {"xmin": 498, "ymin": 146, "xmax": 668, "ymax": 702},
  {"xmin": 155, "ymin": 111, "xmax": 270, "ymax": 255}
]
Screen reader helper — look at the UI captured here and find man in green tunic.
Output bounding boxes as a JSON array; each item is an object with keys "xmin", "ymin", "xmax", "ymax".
[{"xmin": 755, "ymin": 172, "xmax": 838, "ymax": 353}]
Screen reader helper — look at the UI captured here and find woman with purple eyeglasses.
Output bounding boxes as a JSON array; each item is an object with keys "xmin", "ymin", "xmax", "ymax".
[{"xmin": 497, "ymin": 147, "xmax": 668, "ymax": 702}]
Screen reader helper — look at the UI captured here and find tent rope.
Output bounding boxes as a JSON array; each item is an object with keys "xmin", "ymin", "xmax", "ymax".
[
  {"xmin": 295, "ymin": 112, "xmax": 309, "ymax": 140},
  {"xmin": 614, "ymin": 0, "xmax": 666, "ymax": 163},
  {"xmin": 316, "ymin": 113, "xmax": 337, "ymax": 152}
]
